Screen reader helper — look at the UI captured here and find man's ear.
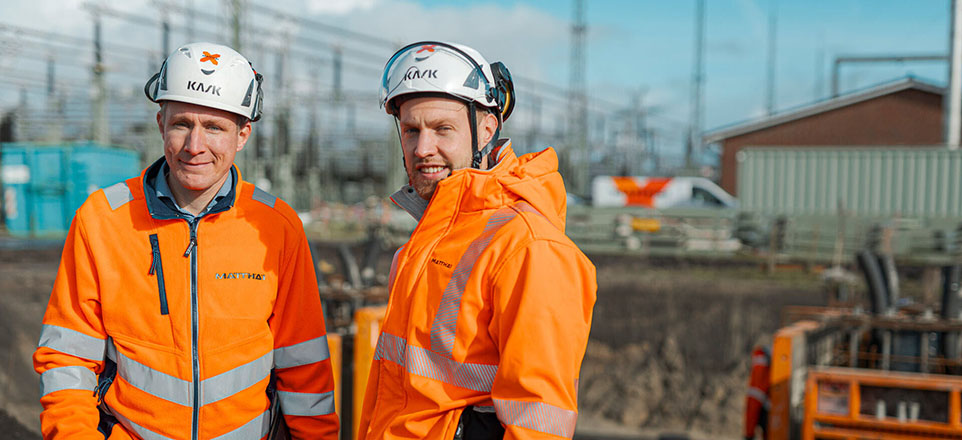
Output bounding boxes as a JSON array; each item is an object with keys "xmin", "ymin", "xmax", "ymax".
[
  {"xmin": 236, "ymin": 120, "xmax": 252, "ymax": 152},
  {"xmin": 155, "ymin": 109, "xmax": 165, "ymax": 140},
  {"xmin": 478, "ymin": 111, "xmax": 499, "ymax": 146}
]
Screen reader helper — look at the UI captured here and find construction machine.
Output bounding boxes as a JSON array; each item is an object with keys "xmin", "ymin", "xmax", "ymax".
[{"xmin": 765, "ymin": 252, "xmax": 962, "ymax": 439}]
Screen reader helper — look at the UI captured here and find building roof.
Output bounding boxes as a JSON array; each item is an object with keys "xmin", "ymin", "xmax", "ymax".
[{"xmin": 703, "ymin": 77, "xmax": 944, "ymax": 144}]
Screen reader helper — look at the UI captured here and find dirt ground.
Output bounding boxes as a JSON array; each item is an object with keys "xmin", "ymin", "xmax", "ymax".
[
  {"xmin": 0, "ymin": 243, "xmax": 60, "ymax": 440},
  {"xmin": 576, "ymin": 255, "xmax": 825, "ymax": 438},
  {"xmin": 0, "ymin": 242, "xmax": 828, "ymax": 439}
]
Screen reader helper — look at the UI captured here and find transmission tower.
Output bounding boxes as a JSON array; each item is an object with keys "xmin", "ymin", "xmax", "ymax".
[
  {"xmin": 91, "ymin": 10, "xmax": 109, "ymax": 145},
  {"xmin": 569, "ymin": 0, "xmax": 588, "ymax": 196},
  {"xmin": 224, "ymin": 0, "xmax": 245, "ymax": 51},
  {"xmin": 687, "ymin": 0, "xmax": 705, "ymax": 169},
  {"xmin": 766, "ymin": 0, "xmax": 777, "ymax": 116}
]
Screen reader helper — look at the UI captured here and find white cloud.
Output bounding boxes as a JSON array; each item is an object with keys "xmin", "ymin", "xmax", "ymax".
[
  {"xmin": 307, "ymin": 0, "xmax": 377, "ymax": 16},
  {"xmin": 326, "ymin": 1, "xmax": 569, "ymax": 83}
]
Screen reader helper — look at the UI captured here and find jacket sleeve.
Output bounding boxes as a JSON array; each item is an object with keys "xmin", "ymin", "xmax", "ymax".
[
  {"xmin": 33, "ymin": 214, "xmax": 108, "ymax": 440},
  {"xmin": 489, "ymin": 239, "xmax": 597, "ymax": 440},
  {"xmin": 269, "ymin": 227, "xmax": 339, "ymax": 439}
]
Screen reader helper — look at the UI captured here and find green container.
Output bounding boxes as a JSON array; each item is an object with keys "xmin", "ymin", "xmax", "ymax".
[
  {"xmin": 1, "ymin": 142, "xmax": 141, "ymax": 237},
  {"xmin": 737, "ymin": 147, "xmax": 962, "ymax": 219}
]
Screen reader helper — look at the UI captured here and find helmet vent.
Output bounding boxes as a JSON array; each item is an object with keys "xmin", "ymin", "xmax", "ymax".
[
  {"xmin": 462, "ymin": 70, "xmax": 480, "ymax": 89},
  {"xmin": 241, "ymin": 79, "xmax": 255, "ymax": 107},
  {"xmin": 158, "ymin": 63, "xmax": 168, "ymax": 91}
]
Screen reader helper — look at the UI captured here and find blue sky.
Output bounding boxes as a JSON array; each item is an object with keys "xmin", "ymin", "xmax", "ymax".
[
  {"xmin": 415, "ymin": 0, "xmax": 950, "ymax": 131},
  {"xmin": 0, "ymin": 0, "xmax": 953, "ymax": 157}
]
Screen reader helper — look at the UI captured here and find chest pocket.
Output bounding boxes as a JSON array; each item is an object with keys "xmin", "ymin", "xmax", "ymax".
[
  {"xmin": 203, "ymin": 270, "xmax": 274, "ymax": 321},
  {"xmin": 99, "ymin": 234, "xmax": 178, "ymax": 350}
]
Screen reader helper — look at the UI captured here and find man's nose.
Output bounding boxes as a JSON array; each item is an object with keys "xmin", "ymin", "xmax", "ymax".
[
  {"xmin": 184, "ymin": 126, "xmax": 205, "ymax": 155},
  {"xmin": 412, "ymin": 132, "xmax": 437, "ymax": 158}
]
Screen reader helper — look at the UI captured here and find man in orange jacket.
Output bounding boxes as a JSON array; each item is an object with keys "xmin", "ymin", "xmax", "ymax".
[
  {"xmin": 33, "ymin": 42, "xmax": 338, "ymax": 439},
  {"xmin": 358, "ymin": 41, "xmax": 597, "ymax": 440}
]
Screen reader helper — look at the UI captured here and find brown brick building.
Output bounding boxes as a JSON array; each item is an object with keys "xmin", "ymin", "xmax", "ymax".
[{"xmin": 703, "ymin": 77, "xmax": 948, "ymax": 195}]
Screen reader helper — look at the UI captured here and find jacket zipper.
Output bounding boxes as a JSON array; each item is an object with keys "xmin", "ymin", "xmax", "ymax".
[
  {"xmin": 185, "ymin": 219, "xmax": 200, "ymax": 440},
  {"xmin": 148, "ymin": 234, "xmax": 169, "ymax": 315}
]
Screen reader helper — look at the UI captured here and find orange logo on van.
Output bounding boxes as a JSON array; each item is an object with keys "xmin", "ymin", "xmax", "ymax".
[{"xmin": 612, "ymin": 177, "xmax": 671, "ymax": 207}]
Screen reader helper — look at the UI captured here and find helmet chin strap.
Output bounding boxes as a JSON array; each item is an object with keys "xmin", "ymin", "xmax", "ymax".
[
  {"xmin": 393, "ymin": 117, "xmax": 406, "ymax": 170},
  {"xmin": 469, "ymin": 103, "xmax": 503, "ymax": 170},
  {"xmin": 469, "ymin": 103, "xmax": 481, "ymax": 169}
]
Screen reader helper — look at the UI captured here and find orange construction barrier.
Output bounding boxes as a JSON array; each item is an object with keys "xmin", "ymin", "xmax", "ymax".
[
  {"xmin": 802, "ymin": 367, "xmax": 962, "ymax": 440},
  {"xmin": 353, "ymin": 306, "xmax": 387, "ymax": 439},
  {"xmin": 328, "ymin": 333, "xmax": 342, "ymax": 421},
  {"xmin": 768, "ymin": 320, "xmax": 819, "ymax": 440}
]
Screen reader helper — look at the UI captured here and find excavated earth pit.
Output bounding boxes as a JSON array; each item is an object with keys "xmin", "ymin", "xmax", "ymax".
[
  {"xmin": 0, "ymin": 243, "xmax": 827, "ymax": 439},
  {"xmin": 576, "ymin": 254, "xmax": 825, "ymax": 438}
]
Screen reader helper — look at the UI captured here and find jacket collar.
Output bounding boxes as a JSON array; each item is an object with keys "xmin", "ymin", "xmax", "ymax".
[{"xmin": 142, "ymin": 157, "xmax": 239, "ymax": 221}]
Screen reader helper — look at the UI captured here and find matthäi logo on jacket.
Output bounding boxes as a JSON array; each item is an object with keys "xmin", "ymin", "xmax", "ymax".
[{"xmin": 215, "ymin": 272, "xmax": 267, "ymax": 281}]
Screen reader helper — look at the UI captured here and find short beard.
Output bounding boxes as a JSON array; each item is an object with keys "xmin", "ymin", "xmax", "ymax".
[{"xmin": 408, "ymin": 168, "xmax": 440, "ymax": 200}]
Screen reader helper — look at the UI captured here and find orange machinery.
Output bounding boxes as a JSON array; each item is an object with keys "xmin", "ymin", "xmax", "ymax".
[{"xmin": 767, "ymin": 306, "xmax": 962, "ymax": 440}]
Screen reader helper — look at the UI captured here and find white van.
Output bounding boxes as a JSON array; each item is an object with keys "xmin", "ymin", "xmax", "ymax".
[{"xmin": 591, "ymin": 176, "xmax": 737, "ymax": 209}]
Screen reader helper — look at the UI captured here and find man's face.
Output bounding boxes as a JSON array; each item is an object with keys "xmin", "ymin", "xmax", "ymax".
[
  {"xmin": 156, "ymin": 101, "xmax": 250, "ymax": 194},
  {"xmin": 398, "ymin": 96, "xmax": 494, "ymax": 200}
]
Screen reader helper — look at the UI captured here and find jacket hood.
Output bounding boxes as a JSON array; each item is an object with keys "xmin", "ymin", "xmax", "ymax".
[{"xmin": 393, "ymin": 140, "xmax": 569, "ymax": 231}]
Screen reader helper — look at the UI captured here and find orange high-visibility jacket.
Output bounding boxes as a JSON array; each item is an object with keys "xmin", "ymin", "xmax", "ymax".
[
  {"xmin": 358, "ymin": 142, "xmax": 597, "ymax": 440},
  {"xmin": 744, "ymin": 346, "xmax": 771, "ymax": 439},
  {"xmin": 34, "ymin": 158, "xmax": 338, "ymax": 440}
]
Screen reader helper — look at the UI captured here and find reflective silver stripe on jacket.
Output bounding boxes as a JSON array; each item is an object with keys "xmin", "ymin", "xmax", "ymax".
[
  {"xmin": 430, "ymin": 205, "xmax": 520, "ymax": 358},
  {"xmin": 111, "ymin": 405, "xmax": 270, "ymax": 440},
  {"xmin": 493, "ymin": 398, "xmax": 578, "ymax": 439},
  {"xmin": 112, "ymin": 346, "xmax": 192, "ymax": 407},
  {"xmin": 752, "ymin": 354, "xmax": 770, "ymax": 366},
  {"xmin": 40, "ymin": 366, "xmax": 97, "ymax": 397},
  {"xmin": 38, "ymin": 324, "xmax": 106, "ymax": 361},
  {"xmin": 212, "ymin": 410, "xmax": 270, "ymax": 440},
  {"xmin": 109, "ymin": 339, "xmax": 272, "ymax": 407},
  {"xmin": 374, "ymin": 332, "xmax": 498, "ymax": 393},
  {"xmin": 277, "ymin": 390, "xmax": 336, "ymax": 416},
  {"xmin": 747, "ymin": 386, "xmax": 771, "ymax": 409},
  {"xmin": 202, "ymin": 351, "xmax": 272, "ymax": 405},
  {"xmin": 273, "ymin": 335, "xmax": 330, "ymax": 369},
  {"xmin": 113, "ymin": 405, "xmax": 269, "ymax": 440},
  {"xmin": 103, "ymin": 182, "xmax": 134, "ymax": 210},
  {"xmin": 252, "ymin": 187, "xmax": 277, "ymax": 208},
  {"xmin": 112, "ymin": 409, "xmax": 175, "ymax": 440}
]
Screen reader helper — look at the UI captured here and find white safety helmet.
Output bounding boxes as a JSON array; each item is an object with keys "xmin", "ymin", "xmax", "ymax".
[
  {"xmin": 145, "ymin": 42, "xmax": 263, "ymax": 122},
  {"xmin": 379, "ymin": 41, "xmax": 515, "ymax": 168}
]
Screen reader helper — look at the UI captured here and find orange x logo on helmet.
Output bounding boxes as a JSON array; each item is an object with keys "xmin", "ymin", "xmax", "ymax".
[
  {"xmin": 200, "ymin": 51, "xmax": 221, "ymax": 65},
  {"xmin": 416, "ymin": 45, "xmax": 436, "ymax": 54}
]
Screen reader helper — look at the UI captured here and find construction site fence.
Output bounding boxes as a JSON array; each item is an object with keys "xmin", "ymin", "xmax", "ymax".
[{"xmin": 561, "ymin": 206, "xmax": 962, "ymax": 267}]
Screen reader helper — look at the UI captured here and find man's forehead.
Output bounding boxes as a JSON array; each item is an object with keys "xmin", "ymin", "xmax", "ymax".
[
  {"xmin": 398, "ymin": 96, "xmax": 468, "ymax": 120},
  {"xmin": 163, "ymin": 101, "xmax": 238, "ymax": 122}
]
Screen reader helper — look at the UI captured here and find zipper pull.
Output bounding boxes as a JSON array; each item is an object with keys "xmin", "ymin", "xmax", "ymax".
[
  {"xmin": 184, "ymin": 221, "xmax": 198, "ymax": 257},
  {"xmin": 149, "ymin": 251, "xmax": 157, "ymax": 275},
  {"xmin": 184, "ymin": 238, "xmax": 196, "ymax": 257}
]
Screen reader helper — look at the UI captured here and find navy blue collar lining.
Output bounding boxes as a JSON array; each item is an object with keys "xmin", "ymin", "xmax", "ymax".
[{"xmin": 142, "ymin": 157, "xmax": 238, "ymax": 221}]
